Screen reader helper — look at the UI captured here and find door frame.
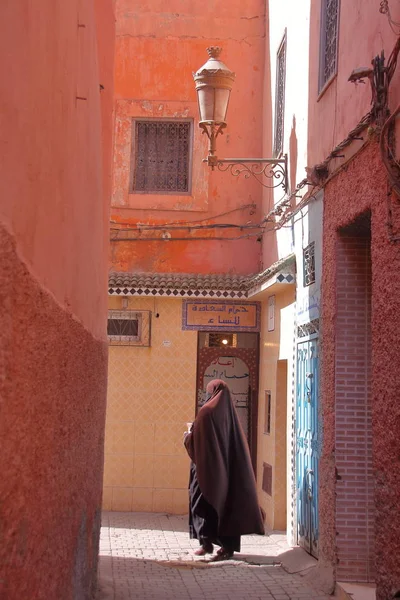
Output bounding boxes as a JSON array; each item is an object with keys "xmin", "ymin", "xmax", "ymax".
[
  {"xmin": 195, "ymin": 340, "xmax": 260, "ymax": 473},
  {"xmin": 295, "ymin": 333, "xmax": 319, "ymax": 558}
]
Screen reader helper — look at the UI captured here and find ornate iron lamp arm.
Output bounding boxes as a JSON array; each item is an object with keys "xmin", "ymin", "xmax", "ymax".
[{"xmin": 203, "ymin": 154, "xmax": 288, "ymax": 192}]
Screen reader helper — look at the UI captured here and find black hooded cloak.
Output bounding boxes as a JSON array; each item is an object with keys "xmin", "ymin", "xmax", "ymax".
[{"xmin": 184, "ymin": 379, "xmax": 264, "ymax": 551}]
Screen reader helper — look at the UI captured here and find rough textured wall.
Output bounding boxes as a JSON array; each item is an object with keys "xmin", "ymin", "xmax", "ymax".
[
  {"xmin": 0, "ymin": 1, "xmax": 114, "ymax": 598},
  {"xmin": 111, "ymin": 0, "xmax": 266, "ymax": 275},
  {"xmin": 321, "ymin": 141, "xmax": 400, "ymax": 599},
  {"xmin": 0, "ymin": 229, "xmax": 108, "ymax": 599},
  {"xmin": 103, "ymin": 298, "xmax": 197, "ymax": 514}
]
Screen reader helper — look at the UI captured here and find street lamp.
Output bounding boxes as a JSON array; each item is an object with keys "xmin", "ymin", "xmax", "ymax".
[{"xmin": 193, "ymin": 47, "xmax": 288, "ymax": 191}]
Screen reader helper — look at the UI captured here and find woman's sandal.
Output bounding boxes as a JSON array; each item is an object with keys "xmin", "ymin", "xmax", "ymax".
[
  {"xmin": 211, "ymin": 547, "xmax": 234, "ymax": 561},
  {"xmin": 194, "ymin": 543, "xmax": 214, "ymax": 556}
]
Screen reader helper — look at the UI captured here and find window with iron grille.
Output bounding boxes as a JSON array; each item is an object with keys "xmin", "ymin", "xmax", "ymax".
[
  {"xmin": 132, "ymin": 119, "xmax": 192, "ymax": 194},
  {"xmin": 273, "ymin": 31, "xmax": 287, "ymax": 158},
  {"xmin": 303, "ymin": 242, "xmax": 316, "ymax": 287},
  {"xmin": 107, "ymin": 310, "xmax": 151, "ymax": 346},
  {"xmin": 319, "ymin": 0, "xmax": 340, "ymax": 91}
]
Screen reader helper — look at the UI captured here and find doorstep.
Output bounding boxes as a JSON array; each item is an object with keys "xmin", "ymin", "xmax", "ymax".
[{"xmin": 336, "ymin": 581, "xmax": 376, "ymax": 600}]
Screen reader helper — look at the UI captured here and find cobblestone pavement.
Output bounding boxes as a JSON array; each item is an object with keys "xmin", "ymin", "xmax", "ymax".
[{"xmin": 97, "ymin": 512, "xmax": 330, "ymax": 600}]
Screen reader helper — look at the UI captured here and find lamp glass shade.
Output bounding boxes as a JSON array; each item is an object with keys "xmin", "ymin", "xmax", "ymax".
[
  {"xmin": 193, "ymin": 47, "xmax": 235, "ymax": 125},
  {"xmin": 197, "ymin": 86, "xmax": 231, "ymax": 123}
]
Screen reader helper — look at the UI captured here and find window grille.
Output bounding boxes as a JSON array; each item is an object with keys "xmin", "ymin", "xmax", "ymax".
[
  {"xmin": 107, "ymin": 310, "xmax": 151, "ymax": 346},
  {"xmin": 132, "ymin": 120, "xmax": 192, "ymax": 194},
  {"xmin": 319, "ymin": 0, "xmax": 340, "ymax": 91},
  {"xmin": 207, "ymin": 333, "xmax": 237, "ymax": 348},
  {"xmin": 303, "ymin": 242, "xmax": 316, "ymax": 287},
  {"xmin": 273, "ymin": 32, "xmax": 287, "ymax": 158}
]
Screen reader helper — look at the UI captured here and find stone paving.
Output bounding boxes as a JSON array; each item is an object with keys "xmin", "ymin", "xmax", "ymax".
[{"xmin": 97, "ymin": 512, "xmax": 331, "ymax": 600}]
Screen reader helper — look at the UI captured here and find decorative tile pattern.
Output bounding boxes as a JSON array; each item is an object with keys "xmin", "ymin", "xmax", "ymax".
[
  {"xmin": 109, "ymin": 286, "xmax": 248, "ymax": 299},
  {"xmin": 108, "ymin": 255, "xmax": 296, "ymax": 300},
  {"xmin": 103, "ymin": 297, "xmax": 196, "ymax": 513}
]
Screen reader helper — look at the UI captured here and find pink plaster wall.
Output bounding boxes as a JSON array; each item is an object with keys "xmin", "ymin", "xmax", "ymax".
[
  {"xmin": 0, "ymin": 0, "xmax": 113, "ymax": 339},
  {"xmin": 308, "ymin": 0, "xmax": 400, "ymax": 167},
  {"xmin": 321, "ymin": 141, "xmax": 400, "ymax": 599},
  {"xmin": 0, "ymin": 1, "xmax": 114, "ymax": 598},
  {"xmin": 111, "ymin": 0, "xmax": 266, "ymax": 275}
]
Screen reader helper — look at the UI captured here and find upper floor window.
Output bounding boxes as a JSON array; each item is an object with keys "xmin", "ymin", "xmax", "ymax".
[
  {"xmin": 273, "ymin": 31, "xmax": 287, "ymax": 157},
  {"xmin": 131, "ymin": 119, "xmax": 192, "ymax": 194},
  {"xmin": 319, "ymin": 0, "xmax": 340, "ymax": 92}
]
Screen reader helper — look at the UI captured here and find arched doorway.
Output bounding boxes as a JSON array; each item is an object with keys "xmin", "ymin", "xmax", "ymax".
[
  {"xmin": 196, "ymin": 335, "xmax": 259, "ymax": 469},
  {"xmin": 201, "ymin": 356, "xmax": 251, "ymax": 440}
]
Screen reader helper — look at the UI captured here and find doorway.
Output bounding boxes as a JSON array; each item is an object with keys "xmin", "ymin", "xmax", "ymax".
[
  {"xmin": 296, "ymin": 336, "xmax": 319, "ymax": 558},
  {"xmin": 335, "ymin": 215, "xmax": 374, "ymax": 582},
  {"xmin": 196, "ymin": 332, "xmax": 259, "ymax": 468},
  {"xmin": 202, "ymin": 356, "xmax": 251, "ymax": 440}
]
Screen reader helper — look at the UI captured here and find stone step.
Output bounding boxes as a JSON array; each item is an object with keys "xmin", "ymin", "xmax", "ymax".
[{"xmin": 336, "ymin": 581, "xmax": 376, "ymax": 600}]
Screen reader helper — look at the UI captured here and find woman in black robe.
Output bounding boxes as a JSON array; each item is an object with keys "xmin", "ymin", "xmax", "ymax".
[{"xmin": 184, "ymin": 379, "xmax": 264, "ymax": 560}]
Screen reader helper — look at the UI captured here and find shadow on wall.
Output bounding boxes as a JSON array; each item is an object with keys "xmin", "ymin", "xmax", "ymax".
[{"xmin": 289, "ymin": 115, "xmax": 298, "ymax": 196}]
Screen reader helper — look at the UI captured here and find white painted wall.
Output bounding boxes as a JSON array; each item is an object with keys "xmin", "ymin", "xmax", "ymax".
[
  {"xmin": 294, "ymin": 190, "xmax": 323, "ymax": 325},
  {"xmin": 269, "ymin": 0, "xmax": 311, "ymax": 261},
  {"xmin": 267, "ymin": 0, "xmax": 312, "ymax": 545}
]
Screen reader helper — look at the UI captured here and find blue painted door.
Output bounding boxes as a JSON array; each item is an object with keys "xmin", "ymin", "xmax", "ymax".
[{"xmin": 296, "ymin": 338, "xmax": 319, "ymax": 558}]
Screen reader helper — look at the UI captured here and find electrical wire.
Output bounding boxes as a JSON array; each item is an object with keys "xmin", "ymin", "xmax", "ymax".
[
  {"xmin": 380, "ymin": 0, "xmax": 400, "ymax": 34},
  {"xmin": 109, "ymin": 203, "xmax": 257, "ymax": 229},
  {"xmin": 110, "ymin": 223, "xmax": 264, "ymax": 232},
  {"xmin": 111, "ymin": 233, "xmax": 263, "ymax": 242}
]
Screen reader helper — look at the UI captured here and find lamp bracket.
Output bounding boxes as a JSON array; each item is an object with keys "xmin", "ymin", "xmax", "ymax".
[
  {"xmin": 203, "ymin": 155, "xmax": 288, "ymax": 192},
  {"xmin": 199, "ymin": 120, "xmax": 288, "ymax": 191}
]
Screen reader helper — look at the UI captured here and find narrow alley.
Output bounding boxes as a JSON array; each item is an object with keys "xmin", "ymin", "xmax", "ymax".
[
  {"xmin": 2, "ymin": 1, "xmax": 400, "ymax": 600},
  {"xmin": 97, "ymin": 512, "xmax": 329, "ymax": 600}
]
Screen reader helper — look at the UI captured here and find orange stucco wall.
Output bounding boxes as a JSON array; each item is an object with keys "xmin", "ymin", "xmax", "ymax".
[
  {"xmin": 111, "ymin": 0, "xmax": 267, "ymax": 275},
  {"xmin": 0, "ymin": 2, "xmax": 114, "ymax": 598},
  {"xmin": 308, "ymin": 0, "xmax": 400, "ymax": 167}
]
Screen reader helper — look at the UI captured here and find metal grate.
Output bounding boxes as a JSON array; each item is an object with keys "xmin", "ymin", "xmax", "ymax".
[
  {"xmin": 108, "ymin": 310, "xmax": 151, "ymax": 346},
  {"xmin": 303, "ymin": 242, "xmax": 316, "ymax": 287},
  {"xmin": 132, "ymin": 120, "xmax": 192, "ymax": 194},
  {"xmin": 297, "ymin": 318, "xmax": 320, "ymax": 339},
  {"xmin": 262, "ymin": 463, "xmax": 273, "ymax": 496},
  {"xmin": 273, "ymin": 32, "xmax": 287, "ymax": 157},
  {"xmin": 108, "ymin": 318, "xmax": 138, "ymax": 338},
  {"xmin": 207, "ymin": 333, "xmax": 237, "ymax": 348},
  {"xmin": 319, "ymin": 0, "xmax": 340, "ymax": 90}
]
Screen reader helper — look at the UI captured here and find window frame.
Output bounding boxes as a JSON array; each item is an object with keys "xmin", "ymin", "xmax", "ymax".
[
  {"xmin": 303, "ymin": 242, "xmax": 316, "ymax": 287},
  {"xmin": 107, "ymin": 310, "xmax": 151, "ymax": 347},
  {"xmin": 130, "ymin": 117, "xmax": 194, "ymax": 196},
  {"xmin": 318, "ymin": 0, "xmax": 340, "ymax": 95},
  {"xmin": 273, "ymin": 30, "xmax": 287, "ymax": 158}
]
